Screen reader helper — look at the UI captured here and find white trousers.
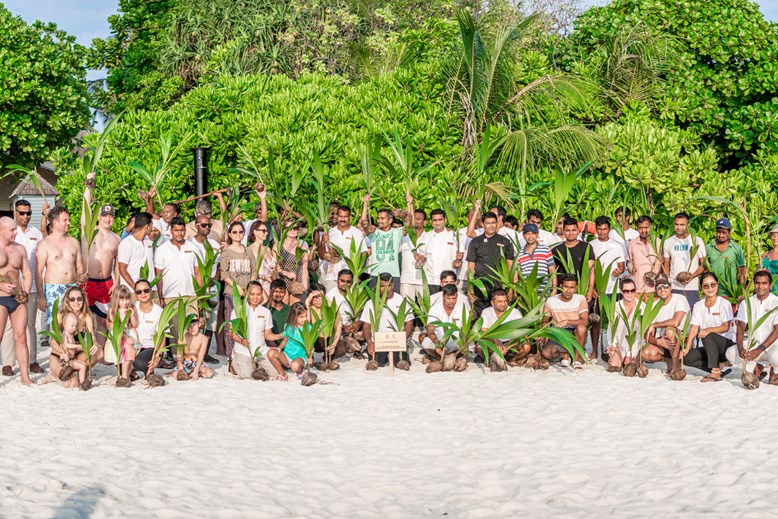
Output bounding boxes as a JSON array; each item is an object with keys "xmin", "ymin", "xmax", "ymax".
[{"xmin": 725, "ymin": 344, "xmax": 778, "ymax": 373}]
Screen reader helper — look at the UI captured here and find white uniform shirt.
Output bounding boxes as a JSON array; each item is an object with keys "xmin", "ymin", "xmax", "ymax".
[
  {"xmin": 399, "ymin": 235, "xmax": 423, "ymax": 286},
  {"xmin": 430, "ymin": 290, "xmax": 472, "ymax": 311},
  {"xmin": 231, "ymin": 303, "xmax": 272, "ymax": 357},
  {"xmin": 457, "ymin": 226, "xmax": 483, "ymax": 280},
  {"xmin": 326, "ymin": 287, "xmax": 354, "ymax": 326},
  {"xmin": 591, "ymin": 238, "xmax": 626, "ymax": 295},
  {"xmin": 188, "ymin": 237, "xmax": 221, "ymax": 295},
  {"xmin": 690, "ymin": 296, "xmax": 734, "ymax": 341},
  {"xmin": 736, "ymin": 293, "xmax": 778, "ymax": 346},
  {"xmin": 498, "ymin": 226, "xmax": 522, "ymax": 253},
  {"xmin": 419, "ymin": 229, "xmax": 458, "ymax": 284},
  {"xmin": 117, "ymin": 235, "xmax": 155, "ymax": 288},
  {"xmin": 134, "ymin": 302, "xmax": 163, "ymax": 349},
  {"xmin": 321, "ymin": 226, "xmax": 367, "ymax": 282},
  {"xmin": 14, "ymin": 225, "xmax": 43, "ymax": 293},
  {"xmin": 154, "ymin": 240, "xmax": 198, "ymax": 298},
  {"xmin": 663, "ymin": 235, "xmax": 706, "ymax": 290},
  {"xmin": 427, "ymin": 297, "xmax": 470, "ymax": 340},
  {"xmin": 480, "ymin": 306, "xmax": 522, "ymax": 328},
  {"xmin": 360, "ymin": 292, "xmax": 413, "ymax": 333}
]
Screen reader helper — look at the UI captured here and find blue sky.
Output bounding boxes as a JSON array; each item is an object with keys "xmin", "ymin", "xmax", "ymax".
[{"xmin": 2, "ymin": 0, "xmax": 777, "ymax": 50}]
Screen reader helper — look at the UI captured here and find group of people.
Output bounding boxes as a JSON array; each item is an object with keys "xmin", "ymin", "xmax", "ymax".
[{"xmin": 2, "ymin": 172, "xmax": 778, "ymax": 389}]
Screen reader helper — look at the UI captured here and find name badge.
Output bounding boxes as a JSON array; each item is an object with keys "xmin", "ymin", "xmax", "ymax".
[
  {"xmin": 145, "ymin": 320, "xmax": 154, "ymax": 324},
  {"xmin": 30, "ymin": 237, "xmax": 37, "ymax": 241},
  {"xmin": 184, "ymin": 250, "xmax": 193, "ymax": 253},
  {"xmin": 447, "ymin": 242, "xmax": 454, "ymax": 246}
]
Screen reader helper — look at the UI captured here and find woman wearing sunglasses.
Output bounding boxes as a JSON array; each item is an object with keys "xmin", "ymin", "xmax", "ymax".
[
  {"xmin": 247, "ymin": 220, "xmax": 276, "ymax": 298},
  {"xmin": 220, "ymin": 221, "xmax": 257, "ymax": 362},
  {"xmin": 54, "ymin": 286, "xmax": 102, "ymax": 372},
  {"xmin": 607, "ymin": 278, "xmax": 642, "ymax": 372},
  {"xmin": 130, "ymin": 279, "xmax": 164, "ymax": 379},
  {"xmin": 682, "ymin": 272, "xmax": 734, "ymax": 382}
]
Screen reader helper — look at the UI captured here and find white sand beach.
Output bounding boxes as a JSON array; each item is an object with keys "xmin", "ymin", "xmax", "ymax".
[{"xmin": 2, "ymin": 351, "xmax": 778, "ymax": 518}]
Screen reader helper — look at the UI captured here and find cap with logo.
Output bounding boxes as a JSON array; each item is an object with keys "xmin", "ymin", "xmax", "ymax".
[
  {"xmin": 99, "ymin": 204, "xmax": 115, "ymax": 216},
  {"xmin": 715, "ymin": 218, "xmax": 731, "ymax": 230},
  {"xmin": 522, "ymin": 223, "xmax": 539, "ymax": 234}
]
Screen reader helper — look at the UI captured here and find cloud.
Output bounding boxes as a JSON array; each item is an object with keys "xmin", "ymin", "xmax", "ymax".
[{"xmin": 2, "ymin": 0, "xmax": 118, "ymax": 44}]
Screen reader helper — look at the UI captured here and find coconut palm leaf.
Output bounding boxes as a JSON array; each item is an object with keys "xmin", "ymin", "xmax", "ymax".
[
  {"xmin": 220, "ymin": 283, "xmax": 248, "ymax": 342},
  {"xmin": 39, "ymin": 298, "xmax": 63, "ymax": 346},
  {"xmin": 99, "ymin": 310, "xmax": 131, "ymax": 377}
]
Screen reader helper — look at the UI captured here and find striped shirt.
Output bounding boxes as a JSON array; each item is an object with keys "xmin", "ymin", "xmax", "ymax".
[
  {"xmin": 517, "ymin": 244, "xmax": 555, "ymax": 290},
  {"xmin": 544, "ymin": 294, "xmax": 588, "ymax": 326}
]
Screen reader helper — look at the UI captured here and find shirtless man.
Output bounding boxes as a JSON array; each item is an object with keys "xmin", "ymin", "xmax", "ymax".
[
  {"xmin": 82, "ymin": 172, "xmax": 121, "ymax": 333},
  {"xmin": 36, "ymin": 207, "xmax": 87, "ymax": 323},
  {"xmin": 0, "ymin": 217, "xmax": 34, "ymax": 385}
]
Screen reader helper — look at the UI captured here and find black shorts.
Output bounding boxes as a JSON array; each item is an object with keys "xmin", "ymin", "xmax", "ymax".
[{"xmin": 0, "ymin": 296, "xmax": 20, "ymax": 314}]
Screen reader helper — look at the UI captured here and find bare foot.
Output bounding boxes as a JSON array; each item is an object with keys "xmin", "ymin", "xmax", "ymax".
[{"xmin": 20, "ymin": 377, "xmax": 35, "ymax": 386}]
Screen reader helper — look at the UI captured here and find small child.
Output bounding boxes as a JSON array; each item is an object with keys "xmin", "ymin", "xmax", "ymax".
[
  {"xmin": 55, "ymin": 313, "xmax": 91, "ymax": 390},
  {"xmin": 106, "ymin": 285, "xmax": 139, "ymax": 382},
  {"xmin": 267, "ymin": 302, "xmax": 310, "ymax": 381}
]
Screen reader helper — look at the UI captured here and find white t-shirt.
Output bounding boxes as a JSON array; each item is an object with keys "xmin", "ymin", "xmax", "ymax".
[
  {"xmin": 241, "ymin": 218, "xmax": 257, "ymax": 246},
  {"xmin": 154, "ymin": 240, "xmax": 198, "ymax": 298},
  {"xmin": 231, "ymin": 303, "xmax": 272, "ymax": 358},
  {"xmin": 399, "ymin": 235, "xmax": 423, "ymax": 286},
  {"xmin": 321, "ymin": 226, "xmax": 367, "ymax": 282},
  {"xmin": 326, "ymin": 287, "xmax": 354, "ymax": 325},
  {"xmin": 360, "ymin": 292, "xmax": 413, "ymax": 333},
  {"xmin": 134, "ymin": 302, "xmax": 163, "ymax": 349},
  {"xmin": 663, "ymin": 235, "xmax": 706, "ymax": 290},
  {"xmin": 15, "ymin": 225, "xmax": 43, "ymax": 293},
  {"xmin": 427, "ymin": 297, "xmax": 470, "ymax": 340},
  {"xmin": 456, "ymin": 226, "xmax": 483, "ymax": 280},
  {"xmin": 591, "ymin": 238, "xmax": 625, "ymax": 295},
  {"xmin": 498, "ymin": 226, "xmax": 522, "ymax": 253},
  {"xmin": 117, "ymin": 235, "xmax": 155, "ymax": 287},
  {"xmin": 736, "ymin": 293, "xmax": 778, "ymax": 346},
  {"xmin": 537, "ymin": 229, "xmax": 559, "ymax": 247},
  {"xmin": 655, "ymin": 294, "xmax": 691, "ymax": 337},
  {"xmin": 419, "ymin": 229, "xmax": 458, "ymax": 283},
  {"xmin": 188, "ymin": 237, "xmax": 221, "ymax": 278},
  {"xmin": 690, "ymin": 296, "xmax": 734, "ymax": 340},
  {"xmin": 152, "ymin": 218, "xmax": 171, "ymax": 245},
  {"xmin": 480, "ymin": 306, "xmax": 522, "ymax": 329}
]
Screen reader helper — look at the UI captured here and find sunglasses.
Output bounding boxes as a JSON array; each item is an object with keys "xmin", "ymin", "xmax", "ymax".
[
  {"xmin": 68, "ymin": 296, "xmax": 84, "ymax": 302},
  {"xmin": 230, "ymin": 230, "xmax": 245, "ymax": 235},
  {"xmin": 198, "ymin": 223, "xmax": 212, "ymax": 228},
  {"xmin": 16, "ymin": 211, "xmax": 32, "ymax": 216},
  {"xmin": 656, "ymin": 284, "xmax": 671, "ymax": 290},
  {"xmin": 701, "ymin": 283, "xmax": 718, "ymax": 289},
  {"xmin": 135, "ymin": 288, "xmax": 151, "ymax": 295},
  {"xmin": 257, "ymin": 228, "xmax": 269, "ymax": 233},
  {"xmin": 622, "ymin": 289, "xmax": 636, "ymax": 294}
]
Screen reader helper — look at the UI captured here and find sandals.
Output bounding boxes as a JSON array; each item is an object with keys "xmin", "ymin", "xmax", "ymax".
[
  {"xmin": 701, "ymin": 372, "xmax": 722, "ymax": 382},
  {"xmin": 274, "ymin": 375, "xmax": 287, "ymax": 382},
  {"xmin": 573, "ymin": 361, "xmax": 584, "ymax": 370}
]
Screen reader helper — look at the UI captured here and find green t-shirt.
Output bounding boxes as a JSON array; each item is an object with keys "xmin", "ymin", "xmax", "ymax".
[
  {"xmin": 268, "ymin": 303, "xmax": 290, "ymax": 334},
  {"xmin": 368, "ymin": 227, "xmax": 403, "ymax": 277},
  {"xmin": 706, "ymin": 241, "xmax": 745, "ymax": 296}
]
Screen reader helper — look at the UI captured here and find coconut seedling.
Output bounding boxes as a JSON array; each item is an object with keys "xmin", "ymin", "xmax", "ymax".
[
  {"xmin": 192, "ymin": 239, "xmax": 219, "ymax": 329},
  {"xmin": 139, "ymin": 262, "xmax": 164, "ymax": 292},
  {"xmin": 146, "ymin": 302, "xmax": 180, "ymax": 387},
  {"xmin": 129, "ymin": 131, "xmax": 193, "ymax": 206},
  {"xmin": 633, "ymin": 294, "xmax": 666, "ymax": 378},
  {"xmin": 343, "ymin": 277, "xmax": 370, "ymax": 354},
  {"xmin": 430, "ymin": 305, "xmax": 475, "ymax": 373},
  {"xmin": 555, "ymin": 246, "xmax": 593, "ymax": 301},
  {"xmin": 172, "ymin": 301, "xmax": 198, "ymax": 381},
  {"xmin": 406, "ymin": 269, "xmax": 433, "ymax": 330},
  {"xmin": 363, "ymin": 285, "xmax": 389, "ymax": 371},
  {"xmin": 298, "ymin": 318, "xmax": 323, "ymax": 386},
  {"xmin": 221, "ymin": 283, "xmax": 268, "ymax": 380},
  {"xmin": 489, "ymin": 257, "xmax": 553, "ymax": 314},
  {"xmin": 77, "ymin": 330, "xmax": 95, "ymax": 391},
  {"xmin": 100, "ymin": 310, "xmax": 132, "ymax": 387},
  {"xmin": 315, "ymin": 296, "xmax": 341, "ymax": 371},
  {"xmin": 611, "ymin": 297, "xmax": 642, "ymax": 376},
  {"xmin": 385, "ymin": 297, "xmax": 412, "ymax": 371},
  {"xmin": 674, "ymin": 227, "xmax": 702, "ymax": 286}
]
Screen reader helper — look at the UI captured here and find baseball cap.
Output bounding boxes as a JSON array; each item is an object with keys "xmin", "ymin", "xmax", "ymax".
[
  {"xmin": 715, "ymin": 218, "xmax": 731, "ymax": 230},
  {"xmin": 654, "ymin": 273, "xmax": 670, "ymax": 287},
  {"xmin": 99, "ymin": 204, "xmax": 115, "ymax": 216},
  {"xmin": 522, "ymin": 223, "xmax": 539, "ymax": 234},
  {"xmin": 769, "ymin": 224, "xmax": 778, "ymax": 235}
]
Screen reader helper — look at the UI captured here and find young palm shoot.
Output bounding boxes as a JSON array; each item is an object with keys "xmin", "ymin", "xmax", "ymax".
[
  {"xmin": 193, "ymin": 240, "xmax": 218, "ymax": 328},
  {"xmin": 386, "ymin": 297, "xmax": 412, "ymax": 372},
  {"xmin": 738, "ymin": 282, "xmax": 778, "ymax": 389},
  {"xmin": 172, "ymin": 302, "xmax": 198, "ymax": 381},
  {"xmin": 129, "ymin": 131, "xmax": 193, "ymax": 206},
  {"xmin": 147, "ymin": 303, "xmax": 180, "ymax": 387},
  {"xmin": 298, "ymin": 319, "xmax": 323, "ymax": 386},
  {"xmin": 406, "ymin": 269, "xmax": 433, "ymax": 329},
  {"xmin": 139, "ymin": 263, "xmax": 164, "ymax": 292},
  {"xmin": 633, "ymin": 294, "xmax": 666, "ymax": 378},
  {"xmin": 77, "ymin": 330, "xmax": 95, "ymax": 390},
  {"xmin": 364, "ymin": 285, "xmax": 389, "ymax": 371},
  {"xmin": 317, "ymin": 297, "xmax": 340, "ymax": 371},
  {"xmin": 613, "ymin": 300, "xmax": 642, "ymax": 376},
  {"xmin": 100, "ymin": 310, "xmax": 132, "ymax": 385}
]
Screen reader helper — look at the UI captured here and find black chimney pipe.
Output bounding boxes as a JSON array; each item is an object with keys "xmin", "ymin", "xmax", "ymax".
[{"xmin": 193, "ymin": 147, "xmax": 209, "ymax": 196}]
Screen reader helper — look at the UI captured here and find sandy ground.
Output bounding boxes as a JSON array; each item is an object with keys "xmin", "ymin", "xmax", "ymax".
[{"xmin": 2, "ymin": 347, "xmax": 778, "ymax": 519}]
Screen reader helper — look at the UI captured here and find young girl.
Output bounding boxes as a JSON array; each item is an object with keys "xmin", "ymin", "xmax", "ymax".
[
  {"xmin": 267, "ymin": 302, "xmax": 310, "ymax": 381},
  {"xmin": 55, "ymin": 313, "xmax": 91, "ymax": 391},
  {"xmin": 106, "ymin": 285, "xmax": 139, "ymax": 385}
]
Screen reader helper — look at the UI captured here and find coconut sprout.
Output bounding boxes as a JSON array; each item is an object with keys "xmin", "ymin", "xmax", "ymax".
[{"xmin": 100, "ymin": 310, "xmax": 131, "ymax": 385}]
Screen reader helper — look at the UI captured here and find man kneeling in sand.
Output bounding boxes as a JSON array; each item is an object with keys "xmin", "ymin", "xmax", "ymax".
[
  {"xmin": 422, "ymin": 284, "xmax": 470, "ymax": 361},
  {"xmin": 477, "ymin": 289, "xmax": 528, "ymax": 370},
  {"xmin": 645, "ymin": 273, "xmax": 690, "ymax": 377},
  {"xmin": 539, "ymin": 273, "xmax": 588, "ymax": 369},
  {"xmin": 169, "ymin": 318, "xmax": 214, "ymax": 381}
]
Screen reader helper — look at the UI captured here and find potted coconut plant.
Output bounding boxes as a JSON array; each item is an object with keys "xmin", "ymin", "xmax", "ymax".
[
  {"xmin": 298, "ymin": 319, "xmax": 323, "ymax": 386},
  {"xmin": 736, "ymin": 281, "xmax": 778, "ymax": 389},
  {"xmin": 146, "ymin": 302, "xmax": 181, "ymax": 387},
  {"xmin": 100, "ymin": 311, "xmax": 132, "ymax": 387},
  {"xmin": 622, "ymin": 294, "xmax": 666, "ymax": 378},
  {"xmin": 171, "ymin": 301, "xmax": 199, "ymax": 381},
  {"xmin": 77, "ymin": 330, "xmax": 95, "ymax": 391},
  {"xmin": 314, "ymin": 296, "xmax": 341, "ymax": 371},
  {"xmin": 363, "ymin": 285, "xmax": 389, "ymax": 371}
]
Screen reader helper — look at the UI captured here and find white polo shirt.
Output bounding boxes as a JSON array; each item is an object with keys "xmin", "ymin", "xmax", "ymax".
[
  {"xmin": 14, "ymin": 225, "xmax": 43, "ymax": 293},
  {"xmin": 360, "ymin": 292, "xmax": 413, "ymax": 333},
  {"xmin": 419, "ymin": 229, "xmax": 458, "ymax": 283},
  {"xmin": 736, "ymin": 293, "xmax": 778, "ymax": 346},
  {"xmin": 430, "ymin": 290, "xmax": 472, "ymax": 311},
  {"xmin": 321, "ymin": 226, "xmax": 367, "ymax": 282},
  {"xmin": 690, "ymin": 296, "xmax": 734, "ymax": 340},
  {"xmin": 154, "ymin": 240, "xmax": 197, "ymax": 298},
  {"xmin": 231, "ymin": 303, "xmax": 272, "ymax": 357},
  {"xmin": 591, "ymin": 238, "xmax": 625, "ymax": 294},
  {"xmin": 481, "ymin": 306, "xmax": 522, "ymax": 329},
  {"xmin": 427, "ymin": 297, "xmax": 470, "ymax": 340},
  {"xmin": 117, "ymin": 234, "xmax": 154, "ymax": 287},
  {"xmin": 399, "ymin": 235, "xmax": 424, "ymax": 286}
]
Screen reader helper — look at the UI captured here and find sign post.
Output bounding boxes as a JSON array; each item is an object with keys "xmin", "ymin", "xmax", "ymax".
[{"xmin": 374, "ymin": 331, "xmax": 407, "ymax": 377}]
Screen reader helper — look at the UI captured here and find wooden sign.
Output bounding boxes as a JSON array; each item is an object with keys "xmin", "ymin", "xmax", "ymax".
[{"xmin": 374, "ymin": 332, "xmax": 407, "ymax": 352}]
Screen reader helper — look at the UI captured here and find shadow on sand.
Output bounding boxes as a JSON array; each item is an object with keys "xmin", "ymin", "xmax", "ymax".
[{"xmin": 51, "ymin": 486, "xmax": 104, "ymax": 518}]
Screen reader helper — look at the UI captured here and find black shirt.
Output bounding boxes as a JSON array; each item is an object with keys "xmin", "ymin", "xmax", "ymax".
[
  {"xmin": 552, "ymin": 240, "xmax": 596, "ymax": 277},
  {"xmin": 466, "ymin": 233, "xmax": 515, "ymax": 287}
]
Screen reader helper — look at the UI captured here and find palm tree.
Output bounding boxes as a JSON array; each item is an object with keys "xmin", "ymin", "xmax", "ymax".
[{"xmin": 445, "ymin": 8, "xmax": 604, "ymax": 217}]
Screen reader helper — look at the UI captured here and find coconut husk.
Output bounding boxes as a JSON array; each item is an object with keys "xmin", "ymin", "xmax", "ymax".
[
  {"xmin": 454, "ymin": 357, "xmax": 468, "ymax": 372},
  {"xmin": 115, "ymin": 377, "xmax": 131, "ymax": 388},
  {"xmin": 676, "ymin": 271, "xmax": 692, "ymax": 284},
  {"xmin": 442, "ymin": 354, "xmax": 457, "ymax": 371},
  {"xmin": 622, "ymin": 363, "xmax": 637, "ymax": 377},
  {"xmin": 607, "ymin": 363, "xmax": 623, "ymax": 373},
  {"xmin": 741, "ymin": 371, "xmax": 760, "ymax": 390},
  {"xmin": 669, "ymin": 369, "xmax": 687, "ymax": 381},
  {"xmin": 524, "ymin": 355, "xmax": 539, "ymax": 369},
  {"xmin": 589, "ymin": 313, "xmax": 600, "ymax": 325},
  {"xmin": 426, "ymin": 361, "xmax": 443, "ymax": 373},
  {"xmin": 536, "ymin": 356, "xmax": 550, "ymax": 370},
  {"xmin": 251, "ymin": 366, "xmax": 270, "ymax": 381},
  {"xmin": 392, "ymin": 209, "xmax": 408, "ymax": 221},
  {"xmin": 58, "ymin": 365, "xmax": 75, "ymax": 382},
  {"xmin": 396, "ymin": 360, "xmax": 410, "ymax": 371},
  {"xmin": 643, "ymin": 271, "xmax": 657, "ymax": 288},
  {"xmin": 625, "ymin": 260, "xmax": 634, "ymax": 274},
  {"xmin": 489, "ymin": 356, "xmax": 505, "ymax": 372},
  {"xmin": 344, "ymin": 336, "xmax": 362, "ymax": 353},
  {"xmin": 15, "ymin": 290, "xmax": 29, "ymax": 304},
  {"xmin": 147, "ymin": 373, "xmax": 166, "ymax": 387},
  {"xmin": 512, "ymin": 356, "xmax": 528, "ymax": 367},
  {"xmin": 422, "ymin": 355, "xmax": 431, "ymax": 365},
  {"xmin": 79, "ymin": 379, "xmax": 92, "ymax": 391},
  {"xmin": 365, "ymin": 359, "xmax": 379, "ymax": 371},
  {"xmin": 636, "ymin": 365, "xmax": 648, "ymax": 378},
  {"xmin": 452, "ymin": 259, "xmax": 463, "ymax": 270},
  {"xmin": 84, "ymin": 175, "xmax": 96, "ymax": 189},
  {"xmin": 288, "ymin": 281, "xmax": 306, "ymax": 296},
  {"xmin": 137, "ymin": 189, "xmax": 149, "ymax": 201},
  {"xmin": 326, "ymin": 361, "xmax": 340, "ymax": 371},
  {"xmin": 308, "ymin": 258, "xmax": 319, "ymax": 271},
  {"xmin": 353, "ymin": 331, "xmax": 365, "ymax": 342},
  {"xmin": 176, "ymin": 370, "xmax": 190, "ymax": 381},
  {"xmin": 301, "ymin": 372, "xmax": 318, "ymax": 386}
]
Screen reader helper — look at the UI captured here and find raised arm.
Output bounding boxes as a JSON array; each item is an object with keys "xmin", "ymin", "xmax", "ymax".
[{"xmin": 466, "ymin": 200, "xmax": 481, "ymax": 239}]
